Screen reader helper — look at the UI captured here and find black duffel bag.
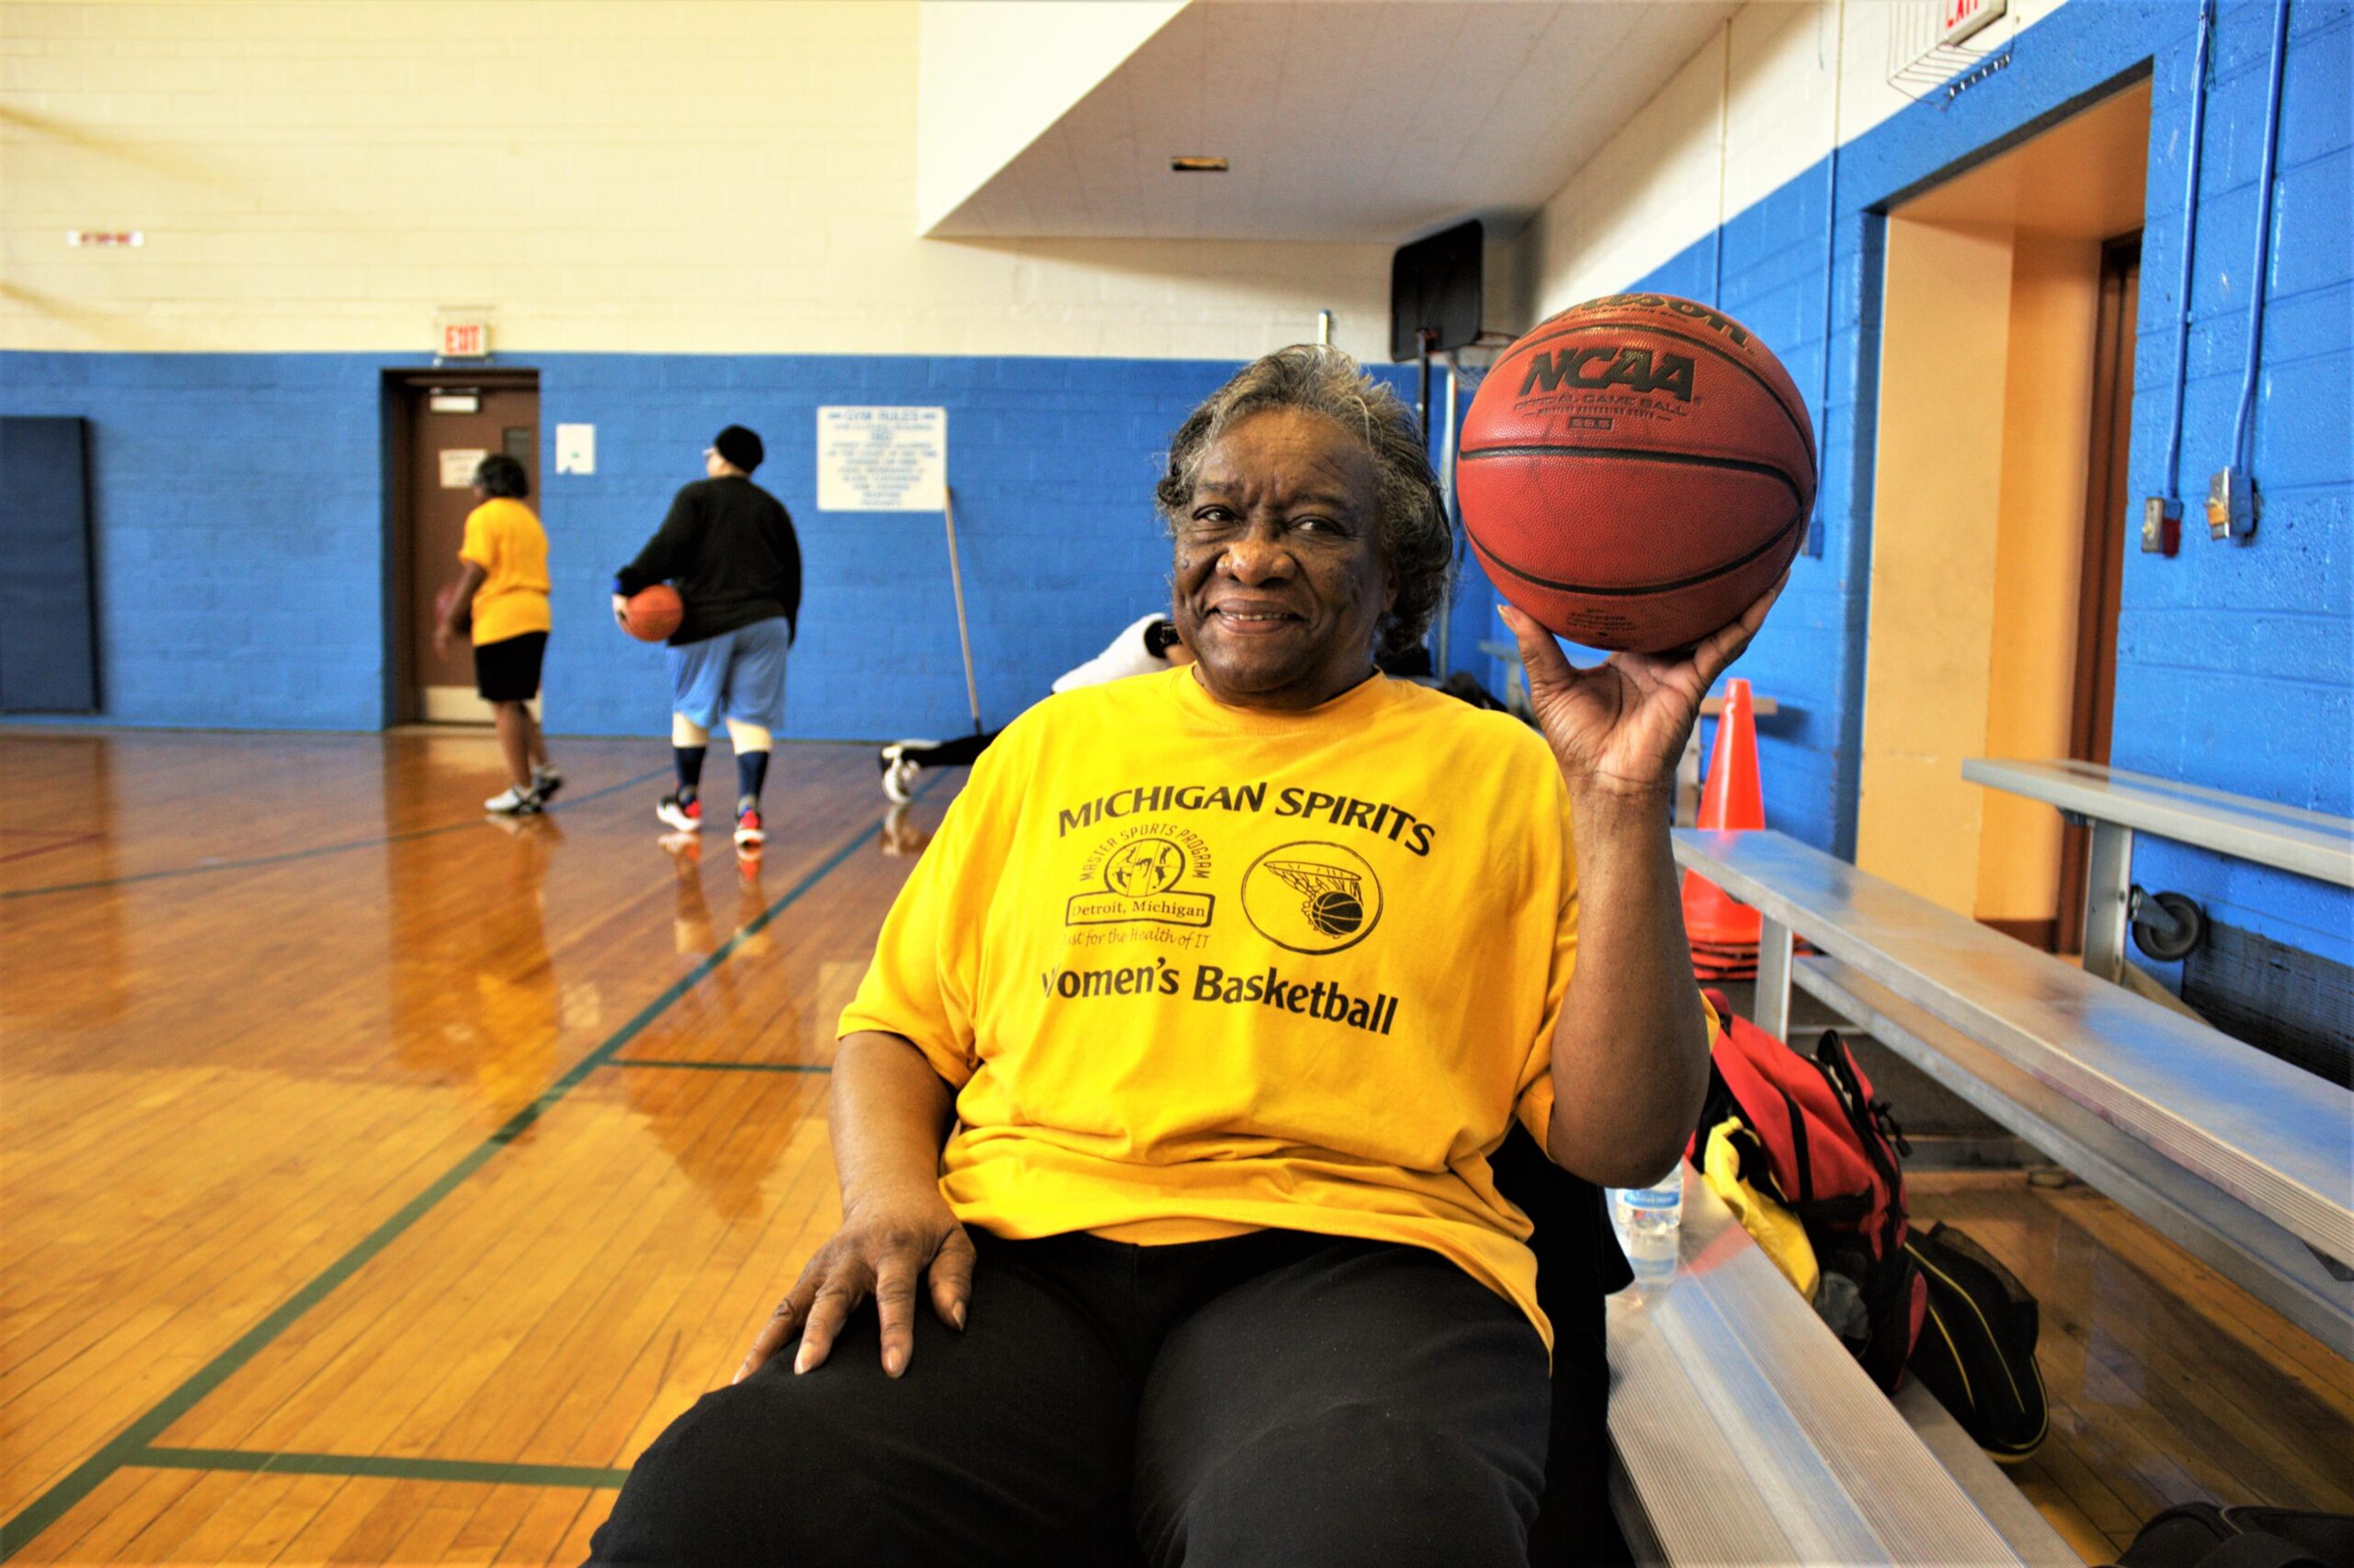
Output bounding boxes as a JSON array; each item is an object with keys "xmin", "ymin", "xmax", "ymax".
[
  {"xmin": 1904, "ymin": 1220, "xmax": 2049, "ymax": 1460},
  {"xmin": 2116, "ymin": 1502, "xmax": 2354, "ymax": 1568}
]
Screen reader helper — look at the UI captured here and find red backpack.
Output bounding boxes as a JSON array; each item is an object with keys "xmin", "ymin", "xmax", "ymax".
[{"xmin": 1693, "ymin": 991, "xmax": 1927, "ymax": 1390}]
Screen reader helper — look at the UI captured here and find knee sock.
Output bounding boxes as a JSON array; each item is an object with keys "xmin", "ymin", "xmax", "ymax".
[
  {"xmin": 735, "ymin": 748, "xmax": 769, "ymax": 811},
  {"xmin": 726, "ymin": 720, "xmax": 772, "ymax": 813},
  {"xmin": 672, "ymin": 747, "xmax": 706, "ymax": 802},
  {"xmin": 672, "ymin": 714, "xmax": 711, "ymax": 802}
]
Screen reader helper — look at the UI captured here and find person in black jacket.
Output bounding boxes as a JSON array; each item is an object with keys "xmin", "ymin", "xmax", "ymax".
[{"xmin": 613, "ymin": 425, "xmax": 802, "ymax": 851}]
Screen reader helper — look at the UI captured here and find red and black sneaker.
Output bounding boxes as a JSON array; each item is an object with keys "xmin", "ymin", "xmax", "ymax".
[
  {"xmin": 733, "ymin": 806, "xmax": 766, "ymax": 848},
  {"xmin": 655, "ymin": 793, "xmax": 702, "ymax": 833}
]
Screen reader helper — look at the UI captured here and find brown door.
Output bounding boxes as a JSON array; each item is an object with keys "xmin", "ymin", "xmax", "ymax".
[
  {"xmin": 2055, "ymin": 235, "xmax": 2139, "ymax": 953},
  {"xmin": 392, "ymin": 375, "xmax": 539, "ymax": 723}
]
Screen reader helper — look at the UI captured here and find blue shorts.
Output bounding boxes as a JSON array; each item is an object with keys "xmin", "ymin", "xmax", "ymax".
[{"xmin": 666, "ymin": 617, "xmax": 790, "ymax": 733}]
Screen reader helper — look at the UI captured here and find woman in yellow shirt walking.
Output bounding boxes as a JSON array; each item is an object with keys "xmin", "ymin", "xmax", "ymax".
[{"xmin": 436, "ymin": 454, "xmax": 560, "ymax": 814}]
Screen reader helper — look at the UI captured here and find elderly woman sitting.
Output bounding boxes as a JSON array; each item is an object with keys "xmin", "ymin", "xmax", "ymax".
[{"xmin": 588, "ymin": 346, "xmax": 1773, "ymax": 1567}]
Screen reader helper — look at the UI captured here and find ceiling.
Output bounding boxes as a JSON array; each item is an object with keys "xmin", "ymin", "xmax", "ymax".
[
  {"xmin": 1896, "ymin": 78, "xmax": 2152, "ymax": 239},
  {"xmin": 924, "ymin": 1, "xmax": 1740, "ymax": 243}
]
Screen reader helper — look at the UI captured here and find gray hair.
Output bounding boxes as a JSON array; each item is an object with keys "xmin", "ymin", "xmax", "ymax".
[{"xmin": 1156, "ymin": 344, "xmax": 1451, "ymax": 658}]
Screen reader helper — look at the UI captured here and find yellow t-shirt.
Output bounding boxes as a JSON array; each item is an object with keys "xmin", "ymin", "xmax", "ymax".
[
  {"xmin": 458, "ymin": 498, "xmax": 552, "ymax": 645},
  {"xmin": 840, "ymin": 666, "xmax": 1589, "ymax": 1347}
]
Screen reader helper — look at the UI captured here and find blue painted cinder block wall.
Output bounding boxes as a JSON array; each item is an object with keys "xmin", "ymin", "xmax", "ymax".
[
  {"xmin": 2, "ymin": 352, "xmax": 1420, "ymax": 742},
  {"xmin": 2120, "ymin": 0, "xmax": 2351, "ymax": 975},
  {"xmin": 1518, "ymin": 0, "xmax": 2350, "ymax": 973},
  {"xmin": 533, "ymin": 353, "xmax": 1260, "ymax": 741},
  {"xmin": 0, "ymin": 353, "xmax": 395, "ymax": 730}
]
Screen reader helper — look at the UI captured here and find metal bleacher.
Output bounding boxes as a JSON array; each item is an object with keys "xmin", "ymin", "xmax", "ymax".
[
  {"xmin": 1612, "ymin": 805, "xmax": 2352, "ymax": 1561},
  {"xmin": 1962, "ymin": 758, "xmax": 2354, "ymax": 984},
  {"xmin": 1670, "ymin": 826, "xmax": 2354, "ymax": 1358},
  {"xmin": 1606, "ymin": 1173, "xmax": 2076, "ymax": 1566}
]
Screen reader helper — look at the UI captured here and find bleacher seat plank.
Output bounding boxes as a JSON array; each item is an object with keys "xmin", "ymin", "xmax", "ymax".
[
  {"xmin": 1962, "ymin": 759, "xmax": 2354, "ymax": 887},
  {"xmin": 1607, "ymin": 1173, "xmax": 2059, "ymax": 1566},
  {"xmin": 1895, "ymin": 1382, "xmax": 2085, "ymax": 1568},
  {"xmin": 1672, "ymin": 829, "xmax": 2354, "ymax": 1277}
]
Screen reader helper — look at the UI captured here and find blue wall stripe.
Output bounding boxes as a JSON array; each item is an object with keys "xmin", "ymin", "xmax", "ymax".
[{"xmin": 0, "ymin": 354, "xmax": 1425, "ymax": 744}]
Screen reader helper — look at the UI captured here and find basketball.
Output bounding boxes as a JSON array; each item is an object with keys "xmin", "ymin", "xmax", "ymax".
[
  {"xmin": 1459, "ymin": 292, "xmax": 1816, "ymax": 653},
  {"xmin": 1307, "ymin": 890, "xmax": 1364, "ymax": 937},
  {"xmin": 622, "ymin": 584, "xmax": 684, "ymax": 642}
]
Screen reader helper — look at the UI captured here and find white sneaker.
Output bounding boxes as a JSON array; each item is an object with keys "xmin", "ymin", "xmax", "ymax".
[
  {"xmin": 655, "ymin": 793, "xmax": 703, "ymax": 833},
  {"xmin": 486, "ymin": 785, "xmax": 540, "ymax": 815},
  {"xmin": 531, "ymin": 765, "xmax": 563, "ymax": 804}
]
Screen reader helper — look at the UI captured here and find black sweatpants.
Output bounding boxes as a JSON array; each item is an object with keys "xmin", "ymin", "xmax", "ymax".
[{"xmin": 586, "ymin": 1229, "xmax": 1558, "ymax": 1567}]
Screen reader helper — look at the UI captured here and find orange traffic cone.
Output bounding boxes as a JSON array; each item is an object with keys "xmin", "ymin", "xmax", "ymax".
[{"xmin": 1680, "ymin": 678, "xmax": 1764, "ymax": 950}]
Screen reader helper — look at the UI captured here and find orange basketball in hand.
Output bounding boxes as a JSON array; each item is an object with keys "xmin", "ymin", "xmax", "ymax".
[
  {"xmin": 622, "ymin": 584, "xmax": 684, "ymax": 642},
  {"xmin": 1459, "ymin": 293, "xmax": 1815, "ymax": 653}
]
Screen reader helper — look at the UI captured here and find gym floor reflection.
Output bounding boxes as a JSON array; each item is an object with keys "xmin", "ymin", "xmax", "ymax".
[{"xmin": 1, "ymin": 731, "xmax": 948, "ymax": 1559}]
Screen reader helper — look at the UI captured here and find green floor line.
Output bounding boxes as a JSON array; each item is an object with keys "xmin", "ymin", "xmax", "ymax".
[
  {"xmin": 1, "ymin": 766, "xmax": 670, "ymax": 900},
  {"xmin": 605, "ymin": 1059, "xmax": 832, "ymax": 1073},
  {"xmin": 135, "ymin": 1447, "xmax": 630, "ymax": 1490},
  {"xmin": 0, "ymin": 807, "xmax": 891, "ymax": 1560}
]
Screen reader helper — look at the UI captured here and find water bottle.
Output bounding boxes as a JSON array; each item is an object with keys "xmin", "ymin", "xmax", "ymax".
[{"xmin": 1612, "ymin": 1163, "xmax": 1685, "ymax": 1291}]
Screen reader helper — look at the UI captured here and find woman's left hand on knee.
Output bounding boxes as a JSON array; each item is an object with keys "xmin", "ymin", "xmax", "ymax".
[{"xmin": 733, "ymin": 1193, "xmax": 976, "ymax": 1384}]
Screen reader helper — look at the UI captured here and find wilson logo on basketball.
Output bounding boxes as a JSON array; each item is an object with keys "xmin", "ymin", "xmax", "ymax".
[
  {"xmin": 1582, "ymin": 293, "xmax": 1753, "ymax": 346},
  {"xmin": 1517, "ymin": 346, "xmax": 1696, "ymax": 402}
]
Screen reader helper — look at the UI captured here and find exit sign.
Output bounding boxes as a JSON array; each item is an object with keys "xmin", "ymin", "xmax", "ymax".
[
  {"xmin": 435, "ymin": 307, "xmax": 492, "ymax": 360},
  {"xmin": 1941, "ymin": 0, "xmax": 2005, "ymax": 46}
]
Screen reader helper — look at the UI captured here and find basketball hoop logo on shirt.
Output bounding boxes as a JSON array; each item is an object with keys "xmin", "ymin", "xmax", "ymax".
[
  {"xmin": 1241, "ymin": 842, "xmax": 1385, "ymax": 954},
  {"xmin": 1067, "ymin": 828, "xmax": 1214, "ymax": 929}
]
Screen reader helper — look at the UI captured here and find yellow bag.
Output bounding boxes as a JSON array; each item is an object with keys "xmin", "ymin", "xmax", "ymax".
[{"xmin": 1701, "ymin": 1119, "xmax": 1819, "ymax": 1301}]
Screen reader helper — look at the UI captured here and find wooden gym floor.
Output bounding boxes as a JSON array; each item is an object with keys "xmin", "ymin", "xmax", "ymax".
[{"xmin": 2, "ymin": 731, "xmax": 2348, "ymax": 1564}]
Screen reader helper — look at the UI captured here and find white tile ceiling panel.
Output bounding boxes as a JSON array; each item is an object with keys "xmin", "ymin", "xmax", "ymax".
[{"xmin": 927, "ymin": 1, "xmax": 1740, "ymax": 242}]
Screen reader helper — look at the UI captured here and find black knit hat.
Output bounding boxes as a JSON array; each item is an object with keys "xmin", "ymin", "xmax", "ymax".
[{"xmin": 712, "ymin": 424, "xmax": 764, "ymax": 473}]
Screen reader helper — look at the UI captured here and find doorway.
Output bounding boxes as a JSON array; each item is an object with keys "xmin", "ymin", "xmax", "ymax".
[
  {"xmin": 389, "ymin": 371, "xmax": 539, "ymax": 725},
  {"xmin": 1857, "ymin": 79, "xmax": 2150, "ymax": 948},
  {"xmin": 2052, "ymin": 235, "xmax": 2139, "ymax": 953}
]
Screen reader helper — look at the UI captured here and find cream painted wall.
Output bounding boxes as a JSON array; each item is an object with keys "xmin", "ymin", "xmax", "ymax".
[
  {"xmin": 0, "ymin": 0, "xmax": 1392, "ymax": 358},
  {"xmin": 1523, "ymin": 10, "xmax": 1727, "ymax": 319},
  {"xmin": 1857, "ymin": 216, "xmax": 2014, "ymax": 916},
  {"xmin": 1978, "ymin": 232, "xmax": 2099, "ymax": 924},
  {"xmin": 1522, "ymin": 0, "xmax": 2071, "ymax": 318}
]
